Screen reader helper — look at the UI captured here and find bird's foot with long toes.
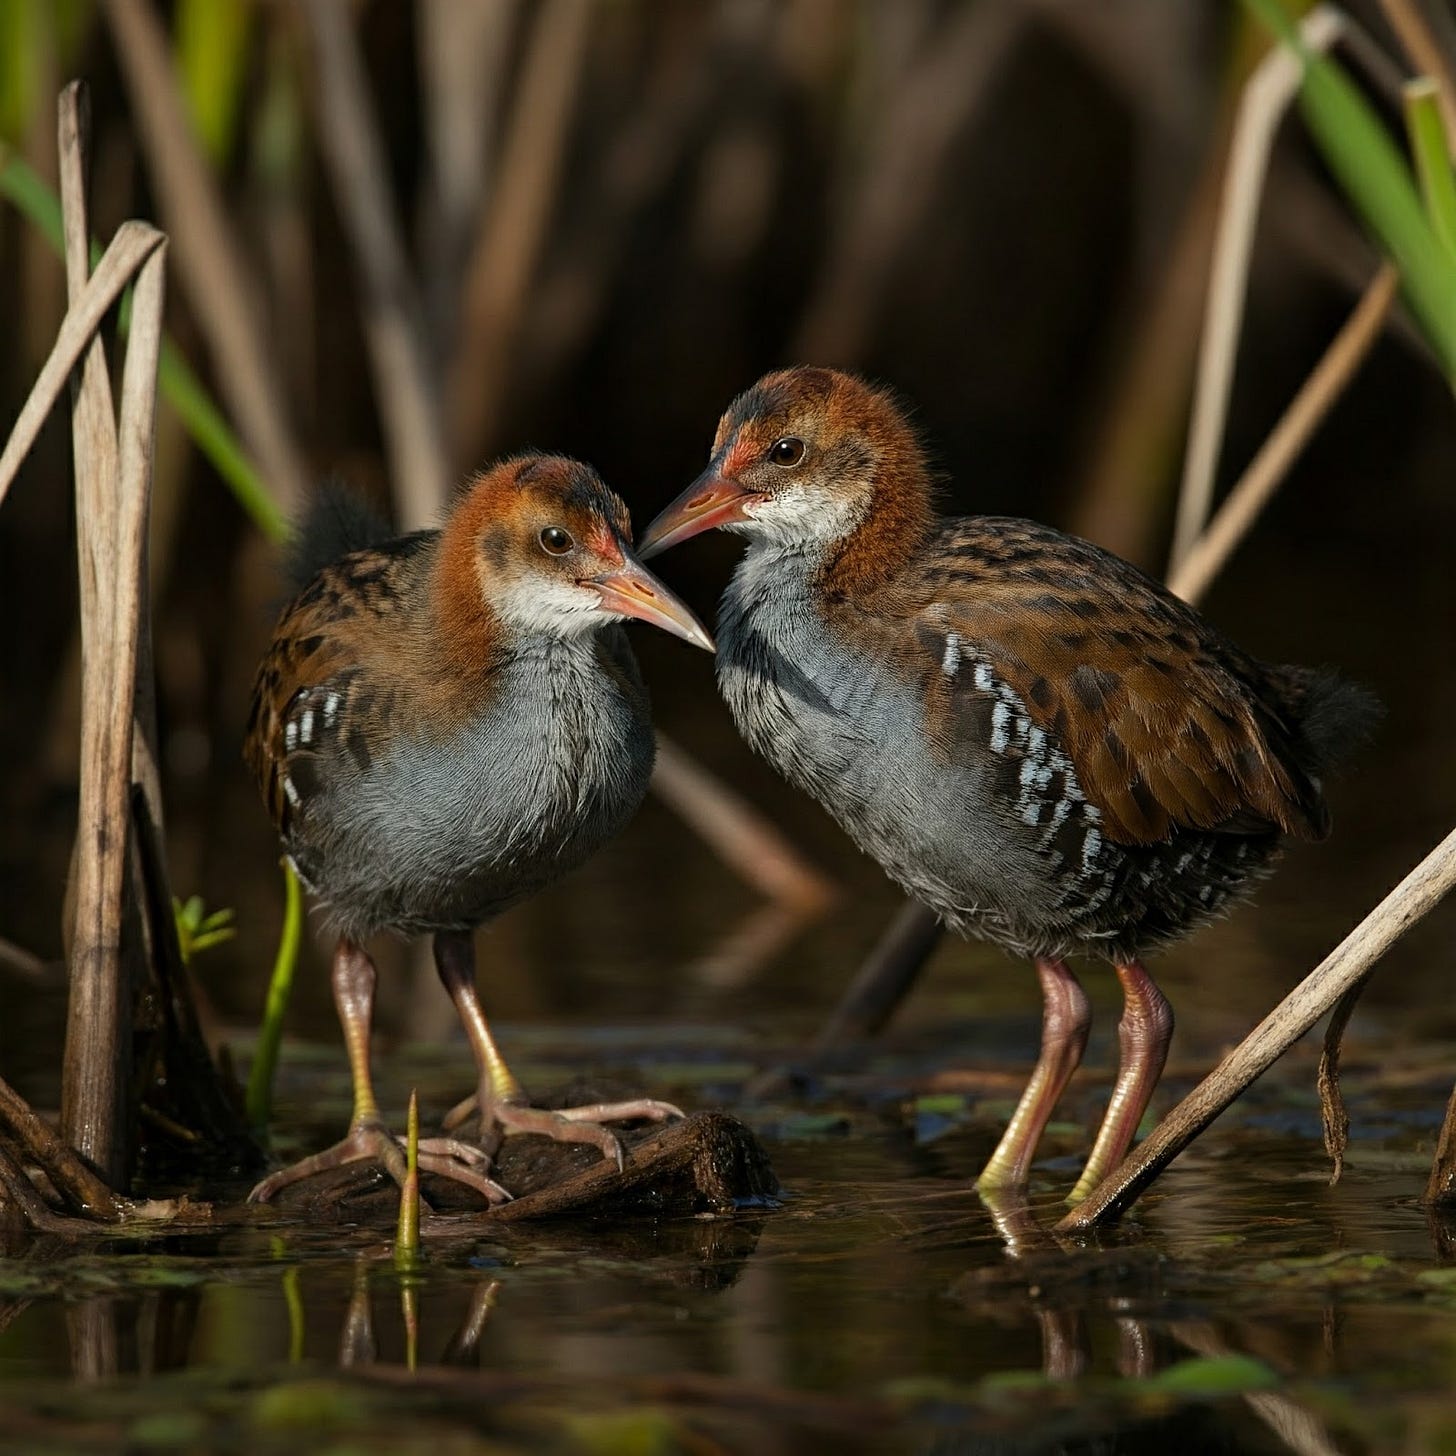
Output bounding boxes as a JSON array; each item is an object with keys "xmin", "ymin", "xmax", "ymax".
[
  {"xmin": 248, "ymin": 1114, "xmax": 512, "ymax": 1206},
  {"xmin": 442, "ymin": 1092, "xmax": 686, "ymax": 1173}
]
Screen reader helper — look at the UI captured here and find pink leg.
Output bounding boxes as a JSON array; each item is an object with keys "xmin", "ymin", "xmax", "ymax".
[
  {"xmin": 1066, "ymin": 958, "xmax": 1173, "ymax": 1205},
  {"xmin": 976, "ymin": 957, "xmax": 1091, "ymax": 1191}
]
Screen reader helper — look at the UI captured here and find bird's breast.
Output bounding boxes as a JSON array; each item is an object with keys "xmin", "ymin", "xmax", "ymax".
[
  {"xmin": 296, "ymin": 638, "xmax": 653, "ymax": 936},
  {"xmin": 717, "ymin": 559, "xmax": 995, "ymax": 877}
]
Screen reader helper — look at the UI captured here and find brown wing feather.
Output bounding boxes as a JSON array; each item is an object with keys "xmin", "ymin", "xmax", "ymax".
[
  {"xmin": 852, "ymin": 518, "xmax": 1327, "ymax": 848},
  {"xmin": 243, "ymin": 535, "xmax": 439, "ymax": 836}
]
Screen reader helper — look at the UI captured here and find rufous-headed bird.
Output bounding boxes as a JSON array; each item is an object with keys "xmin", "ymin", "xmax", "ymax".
[
  {"xmin": 640, "ymin": 368, "xmax": 1376, "ymax": 1204},
  {"xmin": 245, "ymin": 455, "xmax": 714, "ymax": 1203}
]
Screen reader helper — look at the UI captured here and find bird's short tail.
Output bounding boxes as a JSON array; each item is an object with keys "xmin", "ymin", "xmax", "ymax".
[
  {"xmin": 284, "ymin": 482, "xmax": 393, "ymax": 594},
  {"xmin": 1273, "ymin": 665, "xmax": 1383, "ymax": 773}
]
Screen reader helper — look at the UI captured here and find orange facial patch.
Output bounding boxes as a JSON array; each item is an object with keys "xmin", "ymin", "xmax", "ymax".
[
  {"xmin": 722, "ymin": 433, "xmax": 765, "ymax": 480},
  {"xmin": 585, "ymin": 519, "xmax": 622, "ymax": 564}
]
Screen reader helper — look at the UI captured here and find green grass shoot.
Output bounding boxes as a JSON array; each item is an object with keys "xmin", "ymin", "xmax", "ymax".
[
  {"xmin": 1405, "ymin": 81, "xmax": 1456, "ymax": 262},
  {"xmin": 246, "ymin": 858, "xmax": 304, "ymax": 1131},
  {"xmin": 1240, "ymin": 0, "xmax": 1456, "ymax": 385},
  {"xmin": 395, "ymin": 1090, "xmax": 421, "ymax": 1273},
  {"xmin": 172, "ymin": 895, "xmax": 237, "ymax": 964}
]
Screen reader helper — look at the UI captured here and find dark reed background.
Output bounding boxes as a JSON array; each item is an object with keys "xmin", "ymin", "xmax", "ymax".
[{"xmin": 1, "ymin": 0, "xmax": 1453, "ymax": 1103}]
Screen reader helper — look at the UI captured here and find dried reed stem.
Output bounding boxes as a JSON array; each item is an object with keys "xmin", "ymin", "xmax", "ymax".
[
  {"xmin": 0, "ymin": 937, "xmax": 50, "ymax": 982},
  {"xmin": 417, "ymin": 0, "xmax": 519, "ymax": 357},
  {"xmin": 64, "ymin": 231, "xmax": 168, "ymax": 1183},
  {"xmin": 0, "ymin": 220, "xmax": 163, "ymax": 509},
  {"xmin": 651, "ymin": 736, "xmax": 835, "ymax": 915},
  {"xmin": 811, "ymin": 900, "xmax": 946, "ymax": 1051},
  {"xmin": 1060, "ymin": 824, "xmax": 1456, "ymax": 1232},
  {"xmin": 100, "ymin": 0, "xmax": 308, "ymax": 510},
  {"xmin": 448, "ymin": 0, "xmax": 592, "ymax": 460},
  {"xmin": 59, "ymin": 84, "xmax": 136, "ymax": 1183},
  {"xmin": 303, "ymin": 0, "xmax": 451, "ymax": 531},
  {"xmin": 1170, "ymin": 6, "xmax": 1349, "ymax": 572},
  {"xmin": 4, "ymin": 84, "xmax": 248, "ymax": 1210},
  {"xmin": 1168, "ymin": 263, "xmax": 1399, "ymax": 603},
  {"xmin": 792, "ymin": 3, "xmax": 1022, "ymax": 362}
]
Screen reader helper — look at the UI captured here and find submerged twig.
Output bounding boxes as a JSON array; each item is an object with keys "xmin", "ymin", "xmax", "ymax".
[{"xmin": 1061, "ymin": 823, "xmax": 1456, "ymax": 1231}]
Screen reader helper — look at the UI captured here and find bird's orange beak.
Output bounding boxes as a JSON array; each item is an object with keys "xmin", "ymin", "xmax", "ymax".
[
  {"xmin": 588, "ymin": 549, "xmax": 715, "ymax": 652},
  {"xmin": 637, "ymin": 469, "xmax": 759, "ymax": 560}
]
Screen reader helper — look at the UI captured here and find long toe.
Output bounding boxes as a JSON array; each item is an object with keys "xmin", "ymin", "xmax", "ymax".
[
  {"xmin": 415, "ymin": 1152, "xmax": 512, "ymax": 1205},
  {"xmin": 491, "ymin": 1103, "xmax": 628, "ymax": 1171},
  {"xmin": 416, "ymin": 1135, "xmax": 493, "ymax": 1167},
  {"xmin": 248, "ymin": 1119, "xmax": 409, "ymax": 1203},
  {"xmin": 551, "ymin": 1097, "xmax": 686, "ymax": 1124}
]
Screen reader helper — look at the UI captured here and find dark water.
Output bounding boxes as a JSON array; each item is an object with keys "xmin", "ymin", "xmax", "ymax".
[{"xmin": 2, "ymin": 1003, "xmax": 1453, "ymax": 1455}]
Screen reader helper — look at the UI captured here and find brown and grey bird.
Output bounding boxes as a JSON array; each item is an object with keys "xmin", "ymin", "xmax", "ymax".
[
  {"xmin": 640, "ymin": 367, "xmax": 1377, "ymax": 1203},
  {"xmin": 245, "ymin": 454, "xmax": 714, "ymax": 1204}
]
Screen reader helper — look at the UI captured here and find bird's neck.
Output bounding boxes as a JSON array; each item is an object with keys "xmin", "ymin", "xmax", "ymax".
[
  {"xmin": 426, "ymin": 524, "xmax": 508, "ymax": 686},
  {"xmin": 813, "ymin": 468, "xmax": 934, "ymax": 604}
]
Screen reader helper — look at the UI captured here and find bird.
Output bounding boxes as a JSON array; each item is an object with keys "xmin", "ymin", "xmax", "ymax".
[
  {"xmin": 244, "ymin": 454, "xmax": 715, "ymax": 1204},
  {"xmin": 638, "ymin": 366, "xmax": 1378, "ymax": 1204}
]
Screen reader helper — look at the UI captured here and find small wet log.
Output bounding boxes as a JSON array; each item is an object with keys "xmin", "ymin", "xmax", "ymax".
[
  {"xmin": 264, "ymin": 1110, "xmax": 777, "ymax": 1227},
  {"xmin": 1426, "ymin": 1081, "xmax": 1456, "ymax": 1209}
]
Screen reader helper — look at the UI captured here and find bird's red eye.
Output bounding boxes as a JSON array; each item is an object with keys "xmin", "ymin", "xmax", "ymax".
[
  {"xmin": 539, "ymin": 526, "xmax": 574, "ymax": 555},
  {"xmin": 769, "ymin": 437, "xmax": 805, "ymax": 467}
]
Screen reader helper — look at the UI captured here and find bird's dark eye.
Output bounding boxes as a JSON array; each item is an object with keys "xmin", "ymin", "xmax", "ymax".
[
  {"xmin": 539, "ymin": 526, "xmax": 574, "ymax": 555},
  {"xmin": 769, "ymin": 437, "xmax": 805, "ymax": 467}
]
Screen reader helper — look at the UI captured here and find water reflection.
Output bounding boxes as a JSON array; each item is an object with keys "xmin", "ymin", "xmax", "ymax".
[{"xmin": 0, "ymin": 1021, "xmax": 1453, "ymax": 1453}]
